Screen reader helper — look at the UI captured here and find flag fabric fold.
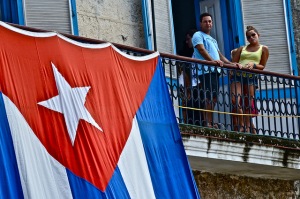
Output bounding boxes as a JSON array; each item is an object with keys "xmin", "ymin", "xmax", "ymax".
[{"xmin": 0, "ymin": 22, "xmax": 200, "ymax": 199}]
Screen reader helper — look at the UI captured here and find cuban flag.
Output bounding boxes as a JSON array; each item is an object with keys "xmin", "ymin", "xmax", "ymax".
[{"xmin": 0, "ymin": 22, "xmax": 200, "ymax": 199}]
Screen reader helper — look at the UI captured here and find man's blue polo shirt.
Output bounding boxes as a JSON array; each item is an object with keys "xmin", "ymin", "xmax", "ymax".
[{"xmin": 192, "ymin": 31, "xmax": 221, "ymax": 74}]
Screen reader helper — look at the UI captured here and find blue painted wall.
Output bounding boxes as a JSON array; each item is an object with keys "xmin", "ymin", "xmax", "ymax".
[
  {"xmin": 285, "ymin": 0, "xmax": 298, "ymax": 76},
  {"xmin": 194, "ymin": 0, "xmax": 201, "ymax": 31},
  {"xmin": 70, "ymin": 0, "xmax": 79, "ymax": 35},
  {"xmin": 169, "ymin": 0, "xmax": 176, "ymax": 55},
  {"xmin": 16, "ymin": 0, "xmax": 24, "ymax": 25},
  {"xmin": 141, "ymin": 0, "xmax": 153, "ymax": 50},
  {"xmin": 220, "ymin": 0, "xmax": 231, "ymax": 60},
  {"xmin": 0, "ymin": 0, "xmax": 19, "ymax": 24},
  {"xmin": 231, "ymin": 0, "xmax": 245, "ymax": 47}
]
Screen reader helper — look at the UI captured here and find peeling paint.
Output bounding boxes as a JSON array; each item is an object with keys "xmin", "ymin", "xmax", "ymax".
[
  {"xmin": 242, "ymin": 143, "xmax": 253, "ymax": 162},
  {"xmin": 283, "ymin": 149, "xmax": 291, "ymax": 167},
  {"xmin": 281, "ymin": 148, "xmax": 300, "ymax": 168},
  {"xmin": 206, "ymin": 137, "xmax": 212, "ymax": 154},
  {"xmin": 181, "ymin": 124, "xmax": 300, "ymax": 168}
]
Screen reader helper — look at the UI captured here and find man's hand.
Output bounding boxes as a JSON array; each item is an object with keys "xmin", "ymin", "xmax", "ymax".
[{"xmin": 215, "ymin": 60, "xmax": 224, "ymax": 67}]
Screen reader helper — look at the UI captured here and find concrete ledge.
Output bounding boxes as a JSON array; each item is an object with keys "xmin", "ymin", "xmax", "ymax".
[{"xmin": 180, "ymin": 124, "xmax": 300, "ymax": 180}]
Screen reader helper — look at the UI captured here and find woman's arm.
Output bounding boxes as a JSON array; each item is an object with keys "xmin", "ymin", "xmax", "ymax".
[
  {"xmin": 231, "ymin": 46, "xmax": 243, "ymax": 69},
  {"xmin": 232, "ymin": 46, "xmax": 243, "ymax": 63},
  {"xmin": 258, "ymin": 46, "xmax": 269, "ymax": 69}
]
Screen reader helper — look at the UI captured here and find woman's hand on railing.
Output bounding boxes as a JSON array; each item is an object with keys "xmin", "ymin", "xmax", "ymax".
[
  {"xmin": 246, "ymin": 62, "xmax": 255, "ymax": 70},
  {"xmin": 232, "ymin": 62, "xmax": 243, "ymax": 69}
]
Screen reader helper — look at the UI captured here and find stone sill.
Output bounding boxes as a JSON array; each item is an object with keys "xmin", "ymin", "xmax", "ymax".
[
  {"xmin": 180, "ymin": 124, "xmax": 300, "ymax": 180},
  {"xmin": 179, "ymin": 124, "xmax": 300, "ymax": 150}
]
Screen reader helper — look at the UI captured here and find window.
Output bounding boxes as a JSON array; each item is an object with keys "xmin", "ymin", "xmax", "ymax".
[
  {"xmin": 142, "ymin": 0, "xmax": 177, "ymax": 78},
  {"xmin": 242, "ymin": 0, "xmax": 291, "ymax": 75},
  {"xmin": 23, "ymin": 0, "xmax": 78, "ymax": 35}
]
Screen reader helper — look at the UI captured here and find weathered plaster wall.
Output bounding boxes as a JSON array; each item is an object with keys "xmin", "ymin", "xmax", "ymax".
[
  {"xmin": 193, "ymin": 171, "xmax": 300, "ymax": 199},
  {"xmin": 291, "ymin": 0, "xmax": 300, "ymax": 74},
  {"xmin": 76, "ymin": 0, "xmax": 146, "ymax": 48},
  {"xmin": 181, "ymin": 125, "xmax": 300, "ymax": 198}
]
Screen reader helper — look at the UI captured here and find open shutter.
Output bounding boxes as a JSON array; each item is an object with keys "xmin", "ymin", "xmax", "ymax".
[
  {"xmin": 145, "ymin": 0, "xmax": 176, "ymax": 78},
  {"xmin": 23, "ymin": 0, "xmax": 73, "ymax": 34},
  {"xmin": 241, "ymin": 0, "xmax": 291, "ymax": 75}
]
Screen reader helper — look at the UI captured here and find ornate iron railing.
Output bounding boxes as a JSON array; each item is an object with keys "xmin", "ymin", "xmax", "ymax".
[
  {"xmin": 166, "ymin": 58, "xmax": 300, "ymax": 139},
  {"xmin": 8, "ymin": 23, "xmax": 300, "ymax": 140},
  {"xmin": 120, "ymin": 51, "xmax": 300, "ymax": 139}
]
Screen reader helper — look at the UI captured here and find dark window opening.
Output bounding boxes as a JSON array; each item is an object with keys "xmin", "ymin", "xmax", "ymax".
[{"xmin": 171, "ymin": 0, "xmax": 197, "ymax": 57}]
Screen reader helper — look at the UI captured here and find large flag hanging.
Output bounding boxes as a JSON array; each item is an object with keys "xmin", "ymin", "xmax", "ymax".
[{"xmin": 0, "ymin": 22, "xmax": 200, "ymax": 199}]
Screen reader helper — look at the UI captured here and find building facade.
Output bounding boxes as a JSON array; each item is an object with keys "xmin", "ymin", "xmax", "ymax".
[{"xmin": 1, "ymin": 0, "xmax": 300, "ymax": 197}]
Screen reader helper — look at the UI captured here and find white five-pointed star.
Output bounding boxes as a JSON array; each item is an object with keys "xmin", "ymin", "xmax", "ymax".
[{"xmin": 38, "ymin": 63, "xmax": 102, "ymax": 145}]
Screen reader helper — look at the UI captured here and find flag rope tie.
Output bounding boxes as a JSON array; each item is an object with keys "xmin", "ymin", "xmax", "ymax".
[{"xmin": 173, "ymin": 105, "xmax": 300, "ymax": 118}]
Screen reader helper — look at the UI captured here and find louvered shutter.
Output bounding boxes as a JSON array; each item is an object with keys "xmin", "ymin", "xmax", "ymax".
[
  {"xmin": 147, "ymin": 0, "xmax": 176, "ymax": 78},
  {"xmin": 23, "ymin": 0, "xmax": 73, "ymax": 34},
  {"xmin": 241, "ymin": 0, "xmax": 291, "ymax": 75}
]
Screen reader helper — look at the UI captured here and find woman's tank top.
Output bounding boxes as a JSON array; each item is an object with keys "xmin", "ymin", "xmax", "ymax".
[
  {"xmin": 238, "ymin": 45, "xmax": 263, "ymax": 77},
  {"xmin": 239, "ymin": 45, "xmax": 263, "ymax": 67}
]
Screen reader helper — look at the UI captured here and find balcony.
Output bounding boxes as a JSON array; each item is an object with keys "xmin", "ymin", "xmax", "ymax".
[
  {"xmin": 158, "ymin": 49, "xmax": 300, "ymax": 180},
  {"xmin": 9, "ymin": 23, "xmax": 300, "ymax": 181},
  {"xmin": 117, "ymin": 40, "xmax": 300, "ymax": 181},
  {"xmin": 166, "ymin": 59, "xmax": 300, "ymax": 138}
]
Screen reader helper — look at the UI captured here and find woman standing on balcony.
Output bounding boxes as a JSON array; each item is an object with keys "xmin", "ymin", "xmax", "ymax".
[{"xmin": 231, "ymin": 26, "xmax": 269, "ymax": 134}]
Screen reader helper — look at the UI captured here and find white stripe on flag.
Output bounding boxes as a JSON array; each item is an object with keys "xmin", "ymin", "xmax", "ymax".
[
  {"xmin": 3, "ymin": 94, "xmax": 73, "ymax": 199},
  {"xmin": 118, "ymin": 116, "xmax": 156, "ymax": 199}
]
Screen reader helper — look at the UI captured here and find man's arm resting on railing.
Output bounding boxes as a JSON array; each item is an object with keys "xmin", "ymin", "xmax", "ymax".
[
  {"xmin": 218, "ymin": 51, "xmax": 231, "ymax": 64},
  {"xmin": 195, "ymin": 44, "xmax": 224, "ymax": 66},
  {"xmin": 195, "ymin": 44, "xmax": 214, "ymax": 61}
]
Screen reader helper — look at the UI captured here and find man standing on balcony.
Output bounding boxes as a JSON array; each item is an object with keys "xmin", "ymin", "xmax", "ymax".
[{"xmin": 192, "ymin": 12, "xmax": 238, "ymax": 128}]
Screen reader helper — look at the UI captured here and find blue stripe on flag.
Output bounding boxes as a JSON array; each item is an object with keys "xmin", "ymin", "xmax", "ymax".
[
  {"xmin": 136, "ymin": 59, "xmax": 201, "ymax": 199},
  {"xmin": 0, "ymin": 92, "xmax": 24, "ymax": 199},
  {"xmin": 67, "ymin": 166, "xmax": 130, "ymax": 199}
]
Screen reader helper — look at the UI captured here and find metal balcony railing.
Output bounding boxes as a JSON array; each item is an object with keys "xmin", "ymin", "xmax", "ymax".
[
  {"xmin": 8, "ymin": 23, "xmax": 300, "ymax": 140},
  {"xmin": 121, "ymin": 51, "xmax": 300, "ymax": 140},
  {"xmin": 169, "ymin": 59, "xmax": 299, "ymax": 138}
]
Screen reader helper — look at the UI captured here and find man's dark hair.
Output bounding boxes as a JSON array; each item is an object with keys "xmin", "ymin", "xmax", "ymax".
[
  {"xmin": 199, "ymin": 12, "xmax": 212, "ymax": 22},
  {"xmin": 187, "ymin": 29, "xmax": 197, "ymax": 38}
]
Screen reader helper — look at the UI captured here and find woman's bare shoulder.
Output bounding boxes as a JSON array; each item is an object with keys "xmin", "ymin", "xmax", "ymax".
[
  {"xmin": 262, "ymin": 45, "xmax": 269, "ymax": 51},
  {"xmin": 235, "ymin": 46, "xmax": 244, "ymax": 53}
]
